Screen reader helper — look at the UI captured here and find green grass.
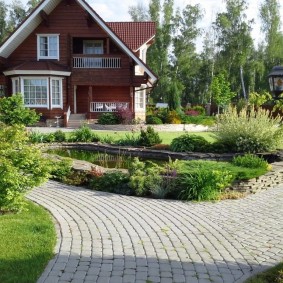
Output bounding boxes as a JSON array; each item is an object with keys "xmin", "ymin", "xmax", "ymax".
[
  {"xmin": 0, "ymin": 200, "xmax": 56, "ymax": 283},
  {"xmin": 90, "ymin": 130, "xmax": 217, "ymax": 145},
  {"xmin": 179, "ymin": 160, "xmax": 269, "ymax": 180},
  {"xmin": 245, "ymin": 262, "xmax": 283, "ymax": 283}
]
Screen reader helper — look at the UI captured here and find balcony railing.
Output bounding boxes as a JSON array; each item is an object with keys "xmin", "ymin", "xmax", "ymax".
[
  {"xmin": 73, "ymin": 57, "xmax": 121, "ymax": 68},
  {"xmin": 90, "ymin": 102, "xmax": 129, "ymax": 112}
]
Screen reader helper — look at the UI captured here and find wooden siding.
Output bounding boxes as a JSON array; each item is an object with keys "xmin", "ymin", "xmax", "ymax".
[
  {"xmin": 7, "ymin": 0, "xmax": 125, "ymax": 66},
  {"xmin": 3, "ymin": 0, "xmax": 146, "ymax": 120}
]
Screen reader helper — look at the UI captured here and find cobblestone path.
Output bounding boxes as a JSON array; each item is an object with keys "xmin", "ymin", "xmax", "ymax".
[{"xmin": 27, "ymin": 181, "xmax": 283, "ymax": 283}]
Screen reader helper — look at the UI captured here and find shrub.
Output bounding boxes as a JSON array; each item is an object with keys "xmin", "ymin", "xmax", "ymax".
[
  {"xmin": 49, "ymin": 158, "xmax": 73, "ymax": 181},
  {"xmin": 137, "ymin": 126, "xmax": 162, "ymax": 147},
  {"xmin": 98, "ymin": 113, "xmax": 119, "ymax": 125},
  {"xmin": 53, "ymin": 130, "xmax": 67, "ymax": 142},
  {"xmin": 232, "ymin": 154, "xmax": 270, "ymax": 170},
  {"xmin": 115, "ymin": 106, "xmax": 133, "ymax": 124},
  {"xmin": 28, "ymin": 131, "xmax": 45, "ymax": 143},
  {"xmin": 70, "ymin": 125, "xmax": 99, "ymax": 142},
  {"xmin": 165, "ymin": 110, "xmax": 182, "ymax": 124},
  {"xmin": 178, "ymin": 169, "xmax": 233, "ymax": 201},
  {"xmin": 116, "ymin": 132, "xmax": 140, "ymax": 146},
  {"xmin": 215, "ymin": 105, "xmax": 283, "ymax": 153},
  {"xmin": 146, "ymin": 115, "xmax": 163, "ymax": 125},
  {"xmin": 128, "ymin": 158, "xmax": 162, "ymax": 196},
  {"xmin": 0, "ymin": 94, "xmax": 40, "ymax": 126},
  {"xmin": 170, "ymin": 134, "xmax": 210, "ymax": 152},
  {"xmin": 0, "ymin": 124, "xmax": 51, "ymax": 212},
  {"xmin": 90, "ymin": 171, "xmax": 132, "ymax": 195}
]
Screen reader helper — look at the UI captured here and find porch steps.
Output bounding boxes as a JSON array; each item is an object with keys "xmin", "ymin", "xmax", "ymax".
[{"xmin": 67, "ymin": 114, "xmax": 87, "ymax": 128}]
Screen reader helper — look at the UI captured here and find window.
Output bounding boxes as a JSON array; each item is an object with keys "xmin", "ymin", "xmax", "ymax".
[
  {"xmin": 23, "ymin": 78, "xmax": 48, "ymax": 107},
  {"xmin": 51, "ymin": 78, "xmax": 63, "ymax": 108},
  {"xmin": 12, "ymin": 78, "xmax": 20, "ymax": 94},
  {"xmin": 11, "ymin": 77, "xmax": 63, "ymax": 109},
  {"xmin": 135, "ymin": 88, "xmax": 145, "ymax": 110},
  {"xmin": 83, "ymin": 40, "xmax": 103, "ymax": 54},
  {"xmin": 37, "ymin": 34, "xmax": 59, "ymax": 60}
]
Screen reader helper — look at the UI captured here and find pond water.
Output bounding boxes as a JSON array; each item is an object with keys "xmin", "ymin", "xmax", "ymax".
[{"xmin": 47, "ymin": 148, "xmax": 165, "ymax": 169}]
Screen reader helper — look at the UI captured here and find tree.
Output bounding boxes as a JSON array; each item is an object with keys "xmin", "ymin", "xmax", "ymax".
[
  {"xmin": 0, "ymin": 94, "xmax": 40, "ymax": 126},
  {"xmin": 6, "ymin": 0, "xmax": 26, "ymax": 34},
  {"xmin": 146, "ymin": 0, "xmax": 174, "ymax": 102},
  {"xmin": 172, "ymin": 4, "xmax": 203, "ymax": 104},
  {"xmin": 0, "ymin": 124, "xmax": 50, "ymax": 212},
  {"xmin": 211, "ymin": 73, "xmax": 236, "ymax": 113},
  {"xmin": 167, "ymin": 77, "xmax": 183, "ymax": 110},
  {"xmin": 213, "ymin": 0, "xmax": 254, "ymax": 99},
  {"xmin": 128, "ymin": 2, "xmax": 150, "ymax": 21},
  {"xmin": 26, "ymin": 0, "xmax": 41, "ymax": 14},
  {"xmin": 0, "ymin": 0, "xmax": 8, "ymax": 43}
]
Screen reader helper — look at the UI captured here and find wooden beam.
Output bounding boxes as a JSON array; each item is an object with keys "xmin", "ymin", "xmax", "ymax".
[{"xmin": 40, "ymin": 10, "xmax": 49, "ymax": 27}]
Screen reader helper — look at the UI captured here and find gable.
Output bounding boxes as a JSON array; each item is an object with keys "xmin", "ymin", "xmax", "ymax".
[{"xmin": 0, "ymin": 0, "xmax": 157, "ymax": 84}]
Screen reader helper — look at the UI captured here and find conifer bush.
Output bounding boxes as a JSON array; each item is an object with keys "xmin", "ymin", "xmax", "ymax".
[{"xmin": 215, "ymin": 105, "xmax": 283, "ymax": 153}]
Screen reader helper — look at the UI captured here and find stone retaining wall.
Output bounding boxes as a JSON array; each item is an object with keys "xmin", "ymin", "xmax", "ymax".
[{"xmin": 229, "ymin": 162, "xmax": 283, "ymax": 194}]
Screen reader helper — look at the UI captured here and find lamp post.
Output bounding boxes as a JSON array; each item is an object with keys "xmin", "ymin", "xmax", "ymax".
[{"xmin": 268, "ymin": 66, "xmax": 283, "ymax": 100}]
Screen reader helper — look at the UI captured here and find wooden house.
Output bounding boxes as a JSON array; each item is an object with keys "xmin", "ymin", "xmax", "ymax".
[{"xmin": 0, "ymin": 0, "xmax": 157, "ymax": 126}]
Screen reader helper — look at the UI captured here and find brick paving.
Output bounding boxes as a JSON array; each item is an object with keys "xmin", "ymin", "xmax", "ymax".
[{"xmin": 27, "ymin": 181, "xmax": 283, "ymax": 283}]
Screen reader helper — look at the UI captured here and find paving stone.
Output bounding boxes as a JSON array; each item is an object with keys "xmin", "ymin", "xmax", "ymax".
[{"xmin": 28, "ymin": 180, "xmax": 283, "ymax": 283}]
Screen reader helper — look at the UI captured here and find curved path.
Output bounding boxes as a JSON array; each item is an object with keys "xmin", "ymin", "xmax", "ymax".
[{"xmin": 27, "ymin": 181, "xmax": 283, "ymax": 283}]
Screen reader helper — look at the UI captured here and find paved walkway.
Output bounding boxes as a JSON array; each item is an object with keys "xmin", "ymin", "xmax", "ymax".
[{"xmin": 27, "ymin": 181, "xmax": 283, "ymax": 283}]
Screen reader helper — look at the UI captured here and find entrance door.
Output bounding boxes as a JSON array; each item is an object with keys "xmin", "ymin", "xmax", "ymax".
[{"xmin": 76, "ymin": 86, "xmax": 89, "ymax": 113}]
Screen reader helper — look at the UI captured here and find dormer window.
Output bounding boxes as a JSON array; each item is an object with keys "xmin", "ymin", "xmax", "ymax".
[{"xmin": 37, "ymin": 34, "xmax": 59, "ymax": 60}]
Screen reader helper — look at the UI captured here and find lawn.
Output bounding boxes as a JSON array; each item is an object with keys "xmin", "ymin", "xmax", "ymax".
[
  {"xmin": 91, "ymin": 130, "xmax": 217, "ymax": 144},
  {"xmin": 0, "ymin": 201, "xmax": 56, "ymax": 283}
]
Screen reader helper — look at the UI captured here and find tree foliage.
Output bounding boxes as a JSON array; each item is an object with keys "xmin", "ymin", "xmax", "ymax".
[
  {"xmin": 0, "ymin": 94, "xmax": 40, "ymax": 126},
  {"xmin": 0, "ymin": 124, "xmax": 50, "ymax": 212}
]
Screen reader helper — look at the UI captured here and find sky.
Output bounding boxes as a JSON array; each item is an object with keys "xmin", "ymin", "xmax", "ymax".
[
  {"xmin": 14, "ymin": 0, "xmax": 283, "ymax": 50},
  {"xmin": 87, "ymin": 0, "xmax": 283, "ymax": 49}
]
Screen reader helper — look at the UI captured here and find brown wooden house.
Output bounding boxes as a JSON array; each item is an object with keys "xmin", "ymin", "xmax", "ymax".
[{"xmin": 0, "ymin": 0, "xmax": 157, "ymax": 126}]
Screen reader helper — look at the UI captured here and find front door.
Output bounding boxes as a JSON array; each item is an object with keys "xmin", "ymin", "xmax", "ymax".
[{"xmin": 76, "ymin": 86, "xmax": 90, "ymax": 113}]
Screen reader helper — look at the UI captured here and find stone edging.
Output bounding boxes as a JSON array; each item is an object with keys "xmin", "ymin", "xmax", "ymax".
[{"xmin": 229, "ymin": 162, "xmax": 283, "ymax": 194}]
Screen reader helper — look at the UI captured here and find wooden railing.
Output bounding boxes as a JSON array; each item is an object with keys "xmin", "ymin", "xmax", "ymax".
[
  {"xmin": 73, "ymin": 57, "xmax": 121, "ymax": 68},
  {"xmin": 90, "ymin": 102, "xmax": 129, "ymax": 112}
]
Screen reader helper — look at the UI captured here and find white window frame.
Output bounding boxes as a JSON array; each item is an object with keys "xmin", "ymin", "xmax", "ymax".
[
  {"xmin": 37, "ymin": 34, "xmax": 60, "ymax": 60},
  {"xmin": 12, "ymin": 77, "xmax": 20, "ymax": 94},
  {"xmin": 21, "ymin": 77, "xmax": 49, "ymax": 108},
  {"xmin": 135, "ymin": 88, "xmax": 146, "ymax": 110},
  {"xmin": 12, "ymin": 76, "xmax": 63, "ymax": 109},
  {"xmin": 51, "ymin": 77, "xmax": 63, "ymax": 109},
  {"xmin": 83, "ymin": 40, "xmax": 104, "ymax": 55}
]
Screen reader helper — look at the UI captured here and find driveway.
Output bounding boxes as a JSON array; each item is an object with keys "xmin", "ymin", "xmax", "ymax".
[{"xmin": 27, "ymin": 181, "xmax": 283, "ymax": 283}]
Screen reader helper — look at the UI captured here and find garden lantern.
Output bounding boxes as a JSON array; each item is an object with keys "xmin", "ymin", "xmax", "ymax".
[{"xmin": 268, "ymin": 66, "xmax": 283, "ymax": 99}]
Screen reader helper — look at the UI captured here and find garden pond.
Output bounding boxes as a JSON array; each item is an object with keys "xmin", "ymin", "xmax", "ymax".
[{"xmin": 47, "ymin": 148, "xmax": 165, "ymax": 169}]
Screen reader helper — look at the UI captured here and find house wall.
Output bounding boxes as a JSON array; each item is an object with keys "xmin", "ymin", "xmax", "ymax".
[{"xmin": 2, "ymin": 0, "xmax": 146, "ymax": 121}]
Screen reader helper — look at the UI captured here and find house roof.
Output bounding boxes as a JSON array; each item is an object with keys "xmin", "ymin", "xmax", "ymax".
[
  {"xmin": 3, "ymin": 61, "xmax": 71, "ymax": 76},
  {"xmin": 0, "ymin": 0, "xmax": 157, "ymax": 84},
  {"xmin": 107, "ymin": 22, "xmax": 156, "ymax": 52}
]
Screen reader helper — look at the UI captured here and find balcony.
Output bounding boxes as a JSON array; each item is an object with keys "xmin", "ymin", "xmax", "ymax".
[
  {"xmin": 73, "ymin": 56, "xmax": 121, "ymax": 69},
  {"xmin": 90, "ymin": 102, "xmax": 129, "ymax": 112}
]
